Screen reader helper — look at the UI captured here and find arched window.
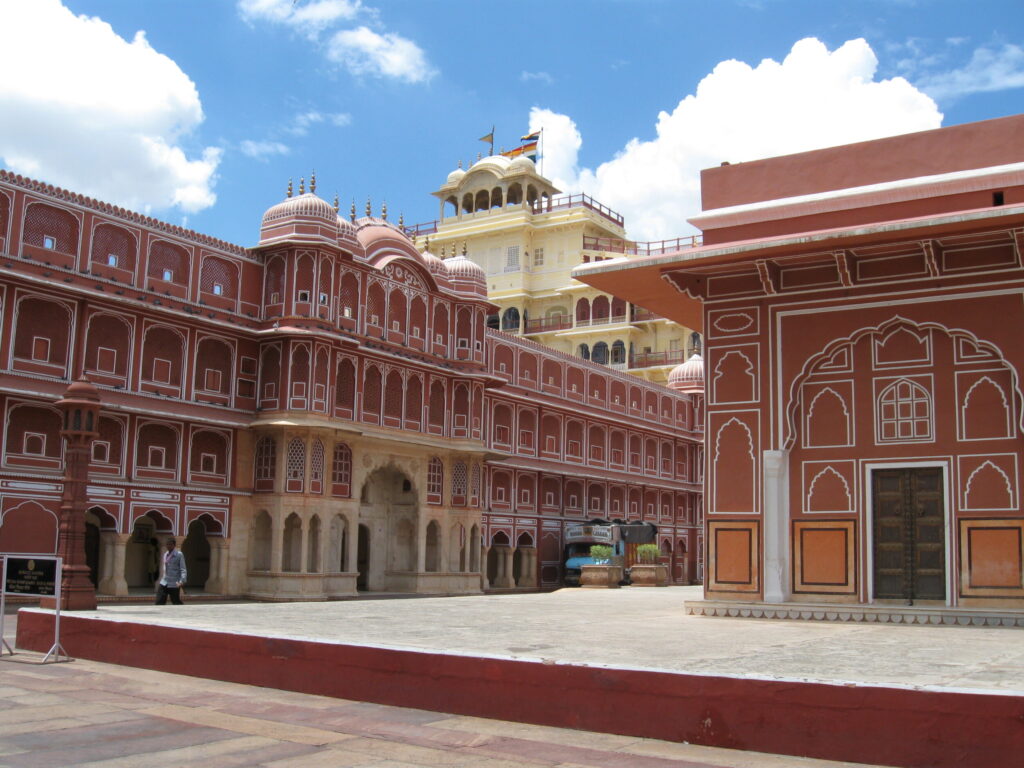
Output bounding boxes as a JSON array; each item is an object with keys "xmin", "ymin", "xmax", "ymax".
[
  {"xmin": 310, "ymin": 439, "xmax": 325, "ymax": 494},
  {"xmin": 427, "ymin": 457, "xmax": 443, "ymax": 505},
  {"xmin": 878, "ymin": 379, "xmax": 932, "ymax": 442},
  {"xmin": 611, "ymin": 340, "xmax": 626, "ymax": 365},
  {"xmin": 501, "ymin": 307, "xmax": 520, "ymax": 331},
  {"xmin": 452, "ymin": 461, "xmax": 468, "ymax": 505},
  {"xmin": 592, "ymin": 341, "xmax": 609, "ymax": 365},
  {"xmin": 286, "ymin": 438, "xmax": 305, "ymax": 493},
  {"xmin": 470, "ymin": 463, "xmax": 481, "ymax": 505},
  {"xmin": 336, "ymin": 358, "xmax": 355, "ymax": 414},
  {"xmin": 331, "ymin": 443, "xmax": 352, "ymax": 497},
  {"xmin": 254, "ymin": 436, "xmax": 276, "ymax": 492},
  {"xmin": 339, "ymin": 271, "xmax": 359, "ymax": 320},
  {"xmin": 575, "ymin": 298, "xmax": 591, "ymax": 324},
  {"xmin": 577, "ymin": 343, "xmax": 590, "ymax": 361}
]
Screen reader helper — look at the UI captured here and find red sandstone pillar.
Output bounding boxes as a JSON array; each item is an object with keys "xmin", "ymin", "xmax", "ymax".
[{"xmin": 42, "ymin": 378, "xmax": 101, "ymax": 611}]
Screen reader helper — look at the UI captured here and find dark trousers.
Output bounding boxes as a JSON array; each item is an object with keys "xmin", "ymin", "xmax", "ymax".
[{"xmin": 155, "ymin": 584, "xmax": 183, "ymax": 605}]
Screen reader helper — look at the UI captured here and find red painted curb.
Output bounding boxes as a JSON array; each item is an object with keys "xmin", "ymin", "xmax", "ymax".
[{"xmin": 17, "ymin": 609, "xmax": 1024, "ymax": 768}]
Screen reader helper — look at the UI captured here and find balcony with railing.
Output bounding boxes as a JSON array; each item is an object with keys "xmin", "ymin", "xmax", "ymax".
[
  {"xmin": 582, "ymin": 234, "xmax": 702, "ymax": 259},
  {"xmin": 630, "ymin": 308, "xmax": 662, "ymax": 322},
  {"xmin": 524, "ymin": 314, "xmax": 573, "ymax": 334},
  {"xmin": 532, "ymin": 194, "xmax": 624, "ymax": 228},
  {"xmin": 629, "ymin": 348, "xmax": 697, "ymax": 369},
  {"xmin": 572, "ymin": 313, "xmax": 629, "ymax": 328}
]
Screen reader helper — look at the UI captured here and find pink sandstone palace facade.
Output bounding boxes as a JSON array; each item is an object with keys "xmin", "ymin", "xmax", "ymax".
[
  {"xmin": 578, "ymin": 114, "xmax": 1024, "ymax": 613},
  {"xmin": 0, "ymin": 170, "xmax": 704, "ymax": 598}
]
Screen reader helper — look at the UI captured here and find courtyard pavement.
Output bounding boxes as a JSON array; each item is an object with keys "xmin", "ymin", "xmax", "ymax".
[
  {"xmin": 0, "ymin": 652, "xmax": 879, "ymax": 767},
  {"xmin": 24, "ymin": 585, "xmax": 1024, "ymax": 694}
]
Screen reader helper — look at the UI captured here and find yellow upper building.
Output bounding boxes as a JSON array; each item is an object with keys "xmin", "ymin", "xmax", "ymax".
[{"xmin": 410, "ymin": 154, "xmax": 701, "ymax": 383}]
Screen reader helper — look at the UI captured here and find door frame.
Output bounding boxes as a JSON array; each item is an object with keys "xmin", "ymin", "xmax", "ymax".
[{"xmin": 862, "ymin": 460, "xmax": 954, "ymax": 606}]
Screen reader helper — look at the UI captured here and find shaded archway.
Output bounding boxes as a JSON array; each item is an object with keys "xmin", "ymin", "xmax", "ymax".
[
  {"xmin": 358, "ymin": 465, "xmax": 418, "ymax": 591},
  {"xmin": 183, "ymin": 517, "xmax": 212, "ymax": 589}
]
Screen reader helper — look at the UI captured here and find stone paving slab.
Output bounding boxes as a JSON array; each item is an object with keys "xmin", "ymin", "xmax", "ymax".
[
  {"xmin": 29, "ymin": 585, "xmax": 1024, "ymax": 694},
  {"xmin": 0, "ymin": 654, "xmax": 877, "ymax": 768}
]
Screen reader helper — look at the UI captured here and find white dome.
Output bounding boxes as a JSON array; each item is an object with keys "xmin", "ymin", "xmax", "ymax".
[
  {"xmin": 470, "ymin": 155, "xmax": 512, "ymax": 173},
  {"xmin": 668, "ymin": 353, "xmax": 704, "ymax": 393},
  {"xmin": 447, "ymin": 167, "xmax": 466, "ymax": 184},
  {"xmin": 509, "ymin": 156, "xmax": 536, "ymax": 172}
]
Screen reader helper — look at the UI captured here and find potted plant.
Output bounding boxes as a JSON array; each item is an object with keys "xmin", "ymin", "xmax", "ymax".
[
  {"xmin": 579, "ymin": 544, "xmax": 623, "ymax": 588},
  {"xmin": 629, "ymin": 543, "xmax": 669, "ymax": 586}
]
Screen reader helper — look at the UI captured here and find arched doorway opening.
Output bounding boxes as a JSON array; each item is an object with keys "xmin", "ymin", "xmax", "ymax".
[
  {"xmin": 358, "ymin": 465, "xmax": 417, "ymax": 591},
  {"xmin": 183, "ymin": 516, "xmax": 218, "ymax": 589},
  {"xmin": 487, "ymin": 530, "xmax": 510, "ymax": 588},
  {"xmin": 126, "ymin": 511, "xmax": 171, "ymax": 588},
  {"xmin": 357, "ymin": 524, "xmax": 370, "ymax": 590},
  {"xmin": 425, "ymin": 520, "xmax": 440, "ymax": 572},
  {"xmin": 84, "ymin": 510, "xmax": 102, "ymax": 587}
]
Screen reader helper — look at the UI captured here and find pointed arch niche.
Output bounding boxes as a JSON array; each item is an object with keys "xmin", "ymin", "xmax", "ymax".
[{"xmin": 710, "ymin": 415, "xmax": 757, "ymax": 514}]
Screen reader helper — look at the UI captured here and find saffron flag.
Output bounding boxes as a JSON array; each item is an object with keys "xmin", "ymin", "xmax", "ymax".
[
  {"xmin": 501, "ymin": 141, "xmax": 539, "ymax": 159},
  {"xmin": 521, "ymin": 130, "xmax": 541, "ymax": 142},
  {"xmin": 479, "ymin": 130, "xmax": 494, "ymax": 144}
]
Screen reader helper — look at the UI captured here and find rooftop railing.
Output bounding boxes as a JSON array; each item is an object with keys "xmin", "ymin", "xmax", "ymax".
[
  {"xmin": 582, "ymin": 234, "xmax": 703, "ymax": 256},
  {"xmin": 404, "ymin": 220, "xmax": 438, "ymax": 237},
  {"xmin": 532, "ymin": 194, "xmax": 624, "ymax": 227}
]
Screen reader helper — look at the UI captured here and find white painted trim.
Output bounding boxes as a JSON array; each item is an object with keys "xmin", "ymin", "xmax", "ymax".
[{"xmin": 690, "ymin": 162, "xmax": 1024, "ymax": 229}]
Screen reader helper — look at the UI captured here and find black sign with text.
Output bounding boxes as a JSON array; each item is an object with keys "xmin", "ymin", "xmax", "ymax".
[{"xmin": 3, "ymin": 557, "xmax": 57, "ymax": 596}]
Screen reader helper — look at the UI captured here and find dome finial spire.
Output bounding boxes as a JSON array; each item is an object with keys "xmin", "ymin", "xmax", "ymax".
[
  {"xmin": 332, "ymin": 192, "xmax": 339, "ymax": 212},
  {"xmin": 381, "ymin": 200, "xmax": 387, "ymax": 221},
  {"xmin": 299, "ymin": 176, "xmax": 306, "ymax": 195},
  {"xmin": 286, "ymin": 178, "xmax": 293, "ymax": 198},
  {"xmin": 350, "ymin": 198, "xmax": 356, "ymax": 223},
  {"xmin": 424, "ymin": 236, "xmax": 430, "ymax": 253},
  {"xmin": 398, "ymin": 211, "xmax": 404, "ymax": 228},
  {"xmin": 310, "ymin": 169, "xmax": 317, "ymax": 194},
  {"xmin": 457, "ymin": 159, "xmax": 463, "ymax": 169},
  {"xmin": 461, "ymin": 241, "xmax": 467, "ymax": 256},
  {"xmin": 365, "ymin": 197, "xmax": 372, "ymax": 217}
]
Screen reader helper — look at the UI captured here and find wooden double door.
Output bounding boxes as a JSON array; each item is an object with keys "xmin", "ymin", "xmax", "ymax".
[{"xmin": 872, "ymin": 468, "xmax": 946, "ymax": 602}]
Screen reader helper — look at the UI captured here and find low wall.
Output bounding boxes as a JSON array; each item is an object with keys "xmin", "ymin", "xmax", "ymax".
[{"xmin": 16, "ymin": 609, "xmax": 1024, "ymax": 768}]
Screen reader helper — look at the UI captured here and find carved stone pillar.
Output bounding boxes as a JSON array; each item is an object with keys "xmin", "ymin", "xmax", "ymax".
[
  {"xmin": 270, "ymin": 513, "xmax": 284, "ymax": 572},
  {"xmin": 205, "ymin": 538, "xmax": 229, "ymax": 594},
  {"xmin": 98, "ymin": 532, "xmax": 129, "ymax": 596}
]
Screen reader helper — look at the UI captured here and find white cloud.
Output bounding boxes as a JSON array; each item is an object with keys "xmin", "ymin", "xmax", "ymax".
[
  {"xmin": 287, "ymin": 110, "xmax": 352, "ymax": 136},
  {"xmin": 916, "ymin": 43, "xmax": 1024, "ymax": 100},
  {"xmin": 521, "ymin": 71, "xmax": 554, "ymax": 85},
  {"xmin": 240, "ymin": 140, "xmax": 291, "ymax": 160},
  {"xmin": 239, "ymin": 1, "xmax": 433, "ymax": 83},
  {"xmin": 531, "ymin": 37, "xmax": 942, "ymax": 240},
  {"xmin": 0, "ymin": 0, "xmax": 219, "ymax": 214},
  {"xmin": 327, "ymin": 26, "xmax": 435, "ymax": 83},
  {"xmin": 238, "ymin": 0, "xmax": 362, "ymax": 37}
]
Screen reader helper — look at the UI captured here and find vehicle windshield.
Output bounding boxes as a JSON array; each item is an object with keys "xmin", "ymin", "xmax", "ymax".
[{"xmin": 565, "ymin": 543, "xmax": 595, "ymax": 558}]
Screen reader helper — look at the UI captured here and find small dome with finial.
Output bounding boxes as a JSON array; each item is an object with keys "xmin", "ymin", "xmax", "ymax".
[
  {"xmin": 445, "ymin": 242, "xmax": 487, "ymax": 297},
  {"xmin": 667, "ymin": 353, "xmax": 704, "ymax": 394},
  {"xmin": 260, "ymin": 174, "xmax": 339, "ymax": 245},
  {"xmin": 447, "ymin": 159, "xmax": 466, "ymax": 184}
]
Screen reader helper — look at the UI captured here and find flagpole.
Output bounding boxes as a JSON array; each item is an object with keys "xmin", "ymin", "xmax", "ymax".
[
  {"xmin": 490, "ymin": 125, "xmax": 494, "ymax": 156},
  {"xmin": 539, "ymin": 127, "xmax": 544, "ymax": 177}
]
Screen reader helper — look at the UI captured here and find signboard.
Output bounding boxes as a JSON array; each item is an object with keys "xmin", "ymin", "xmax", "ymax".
[
  {"xmin": 565, "ymin": 524, "xmax": 614, "ymax": 544},
  {"xmin": 3, "ymin": 557, "xmax": 57, "ymax": 596}
]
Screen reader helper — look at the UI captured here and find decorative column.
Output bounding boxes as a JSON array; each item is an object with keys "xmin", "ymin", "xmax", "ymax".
[
  {"xmin": 45, "ymin": 378, "xmax": 101, "ymax": 610},
  {"xmin": 206, "ymin": 538, "xmax": 229, "ymax": 594},
  {"xmin": 98, "ymin": 532, "xmax": 129, "ymax": 596}
]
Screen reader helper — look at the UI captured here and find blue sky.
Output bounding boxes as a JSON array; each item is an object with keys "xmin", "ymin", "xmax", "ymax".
[{"xmin": 1, "ymin": 0, "xmax": 1022, "ymax": 244}]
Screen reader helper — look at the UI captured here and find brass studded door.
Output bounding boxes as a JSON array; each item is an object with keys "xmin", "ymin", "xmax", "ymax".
[{"xmin": 872, "ymin": 468, "xmax": 946, "ymax": 602}]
